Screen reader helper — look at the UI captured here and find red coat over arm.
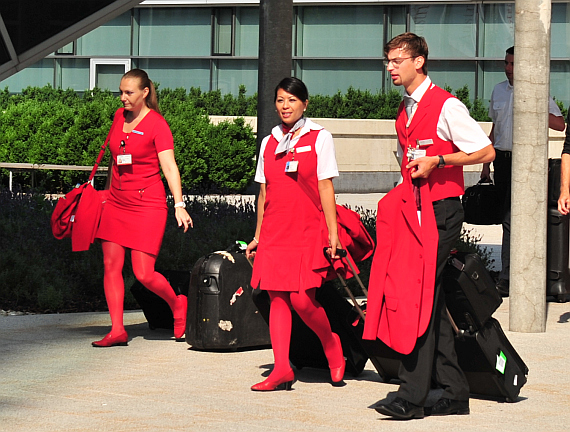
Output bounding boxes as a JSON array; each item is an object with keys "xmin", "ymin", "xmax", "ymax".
[{"xmin": 362, "ymin": 173, "xmax": 439, "ymax": 355}]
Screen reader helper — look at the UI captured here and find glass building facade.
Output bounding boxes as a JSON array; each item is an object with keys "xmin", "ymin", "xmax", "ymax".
[{"xmin": 1, "ymin": 1, "xmax": 569, "ymax": 108}]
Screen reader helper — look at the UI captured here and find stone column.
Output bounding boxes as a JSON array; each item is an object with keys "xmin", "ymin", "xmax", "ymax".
[
  {"xmin": 256, "ymin": 0, "xmax": 293, "ymax": 153},
  {"xmin": 510, "ymin": 0, "xmax": 551, "ymax": 332}
]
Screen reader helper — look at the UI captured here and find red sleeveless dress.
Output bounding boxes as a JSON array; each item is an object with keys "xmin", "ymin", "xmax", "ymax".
[{"xmin": 251, "ymin": 130, "xmax": 325, "ymax": 292}]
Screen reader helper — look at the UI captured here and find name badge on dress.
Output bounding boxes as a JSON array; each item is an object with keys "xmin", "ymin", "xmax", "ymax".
[
  {"xmin": 285, "ymin": 160, "xmax": 299, "ymax": 172},
  {"xmin": 296, "ymin": 145, "xmax": 311, "ymax": 153},
  {"xmin": 117, "ymin": 154, "xmax": 133, "ymax": 165},
  {"xmin": 407, "ymin": 147, "xmax": 426, "ymax": 161}
]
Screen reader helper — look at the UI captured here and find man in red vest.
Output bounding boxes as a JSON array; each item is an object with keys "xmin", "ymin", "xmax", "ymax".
[{"xmin": 368, "ymin": 33, "xmax": 495, "ymax": 420}]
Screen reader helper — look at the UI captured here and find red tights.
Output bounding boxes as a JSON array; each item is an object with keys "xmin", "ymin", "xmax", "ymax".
[
  {"xmin": 268, "ymin": 289, "xmax": 343, "ymax": 378},
  {"xmin": 101, "ymin": 241, "xmax": 177, "ymax": 335}
]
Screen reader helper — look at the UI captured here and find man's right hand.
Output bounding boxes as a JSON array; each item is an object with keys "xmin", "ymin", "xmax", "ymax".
[
  {"xmin": 480, "ymin": 163, "xmax": 492, "ymax": 182},
  {"xmin": 558, "ymin": 191, "xmax": 570, "ymax": 215}
]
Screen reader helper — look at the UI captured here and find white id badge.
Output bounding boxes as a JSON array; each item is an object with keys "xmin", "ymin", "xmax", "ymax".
[
  {"xmin": 285, "ymin": 160, "xmax": 299, "ymax": 172},
  {"xmin": 413, "ymin": 149, "xmax": 427, "ymax": 159},
  {"xmin": 117, "ymin": 154, "xmax": 133, "ymax": 165}
]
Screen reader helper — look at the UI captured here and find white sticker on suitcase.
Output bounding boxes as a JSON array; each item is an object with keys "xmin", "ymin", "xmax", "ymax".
[
  {"xmin": 230, "ymin": 287, "xmax": 244, "ymax": 305},
  {"xmin": 219, "ymin": 320, "xmax": 233, "ymax": 331},
  {"xmin": 214, "ymin": 251, "xmax": 235, "ymax": 263},
  {"xmin": 496, "ymin": 351, "xmax": 507, "ymax": 374}
]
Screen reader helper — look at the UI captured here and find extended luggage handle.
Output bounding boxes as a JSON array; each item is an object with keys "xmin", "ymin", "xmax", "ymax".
[
  {"xmin": 445, "ymin": 308, "xmax": 467, "ymax": 340},
  {"xmin": 323, "ymin": 247, "xmax": 369, "ymax": 297},
  {"xmin": 323, "ymin": 247, "xmax": 367, "ymax": 322}
]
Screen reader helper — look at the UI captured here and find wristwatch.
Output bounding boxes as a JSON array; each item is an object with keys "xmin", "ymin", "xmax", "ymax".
[
  {"xmin": 437, "ymin": 155, "xmax": 446, "ymax": 169},
  {"xmin": 174, "ymin": 201, "xmax": 186, "ymax": 208}
]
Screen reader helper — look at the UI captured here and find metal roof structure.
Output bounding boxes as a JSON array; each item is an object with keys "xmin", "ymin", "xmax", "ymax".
[{"xmin": 0, "ymin": 0, "xmax": 143, "ymax": 82}]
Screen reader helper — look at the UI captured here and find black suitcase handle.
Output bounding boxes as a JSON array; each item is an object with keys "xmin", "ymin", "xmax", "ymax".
[{"xmin": 323, "ymin": 247, "xmax": 367, "ymax": 321}]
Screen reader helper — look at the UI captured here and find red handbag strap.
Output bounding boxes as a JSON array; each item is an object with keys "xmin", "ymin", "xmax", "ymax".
[{"xmin": 88, "ymin": 116, "xmax": 117, "ymax": 182}]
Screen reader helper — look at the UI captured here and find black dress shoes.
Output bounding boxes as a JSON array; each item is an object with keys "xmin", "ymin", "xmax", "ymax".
[
  {"xmin": 425, "ymin": 398, "xmax": 470, "ymax": 416},
  {"xmin": 375, "ymin": 397, "xmax": 424, "ymax": 420}
]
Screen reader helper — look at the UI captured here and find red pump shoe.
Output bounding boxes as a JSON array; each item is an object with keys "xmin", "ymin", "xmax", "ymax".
[
  {"xmin": 251, "ymin": 369, "xmax": 295, "ymax": 392},
  {"xmin": 92, "ymin": 331, "xmax": 128, "ymax": 348},
  {"xmin": 173, "ymin": 295, "xmax": 188, "ymax": 340},
  {"xmin": 329, "ymin": 333, "xmax": 346, "ymax": 383}
]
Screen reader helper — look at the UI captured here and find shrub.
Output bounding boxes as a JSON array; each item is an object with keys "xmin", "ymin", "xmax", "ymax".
[{"xmin": 0, "ymin": 191, "xmax": 258, "ymax": 313}]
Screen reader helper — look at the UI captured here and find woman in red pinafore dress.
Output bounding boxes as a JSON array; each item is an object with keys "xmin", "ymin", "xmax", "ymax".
[
  {"xmin": 92, "ymin": 69, "xmax": 193, "ymax": 348},
  {"xmin": 246, "ymin": 77, "xmax": 346, "ymax": 391}
]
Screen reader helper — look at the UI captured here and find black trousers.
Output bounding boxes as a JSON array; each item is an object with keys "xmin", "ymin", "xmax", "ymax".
[{"xmin": 396, "ymin": 198, "xmax": 470, "ymax": 406}]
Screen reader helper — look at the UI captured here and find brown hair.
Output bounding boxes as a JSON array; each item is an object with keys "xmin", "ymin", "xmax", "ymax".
[
  {"xmin": 384, "ymin": 32, "xmax": 429, "ymax": 75},
  {"xmin": 122, "ymin": 69, "xmax": 160, "ymax": 114}
]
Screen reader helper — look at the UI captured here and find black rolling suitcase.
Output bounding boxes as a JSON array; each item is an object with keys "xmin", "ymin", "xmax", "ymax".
[
  {"xmin": 452, "ymin": 316, "xmax": 529, "ymax": 402},
  {"xmin": 546, "ymin": 207, "xmax": 570, "ymax": 302},
  {"xmin": 323, "ymin": 249, "xmax": 402, "ymax": 383},
  {"xmin": 186, "ymin": 244, "xmax": 271, "ymax": 350},
  {"xmin": 442, "ymin": 251, "xmax": 528, "ymax": 401},
  {"xmin": 442, "ymin": 251, "xmax": 502, "ymax": 333},
  {"xmin": 252, "ymin": 282, "xmax": 369, "ymax": 377},
  {"xmin": 130, "ymin": 270, "xmax": 190, "ymax": 330}
]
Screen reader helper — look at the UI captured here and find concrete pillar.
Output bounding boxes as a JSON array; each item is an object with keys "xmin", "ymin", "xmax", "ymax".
[
  {"xmin": 256, "ymin": 0, "xmax": 293, "ymax": 153},
  {"xmin": 510, "ymin": 0, "xmax": 551, "ymax": 332}
]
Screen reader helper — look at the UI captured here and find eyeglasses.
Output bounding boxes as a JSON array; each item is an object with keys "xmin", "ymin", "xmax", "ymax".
[{"xmin": 383, "ymin": 56, "xmax": 415, "ymax": 67}]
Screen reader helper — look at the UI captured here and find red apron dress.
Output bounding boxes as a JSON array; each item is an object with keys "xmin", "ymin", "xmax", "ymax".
[
  {"xmin": 96, "ymin": 108, "xmax": 173, "ymax": 256},
  {"xmin": 251, "ymin": 129, "xmax": 325, "ymax": 292}
]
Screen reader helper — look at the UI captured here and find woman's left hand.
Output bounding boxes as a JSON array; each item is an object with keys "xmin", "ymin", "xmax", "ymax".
[{"xmin": 175, "ymin": 207, "xmax": 193, "ymax": 233}]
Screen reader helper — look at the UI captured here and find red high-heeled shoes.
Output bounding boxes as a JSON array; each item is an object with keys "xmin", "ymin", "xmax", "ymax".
[
  {"xmin": 92, "ymin": 330, "xmax": 128, "ymax": 348},
  {"xmin": 251, "ymin": 369, "xmax": 295, "ymax": 392},
  {"xmin": 173, "ymin": 295, "xmax": 187, "ymax": 340},
  {"xmin": 329, "ymin": 333, "xmax": 346, "ymax": 383}
]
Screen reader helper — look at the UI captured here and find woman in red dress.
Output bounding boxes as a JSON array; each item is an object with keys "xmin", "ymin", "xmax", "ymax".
[
  {"xmin": 93, "ymin": 69, "xmax": 193, "ymax": 347},
  {"xmin": 246, "ymin": 77, "xmax": 346, "ymax": 391}
]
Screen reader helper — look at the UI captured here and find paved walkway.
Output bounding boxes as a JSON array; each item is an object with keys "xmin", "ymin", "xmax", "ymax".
[
  {"xmin": 2, "ymin": 193, "xmax": 568, "ymax": 431},
  {"xmin": 1, "ymin": 299, "xmax": 569, "ymax": 431}
]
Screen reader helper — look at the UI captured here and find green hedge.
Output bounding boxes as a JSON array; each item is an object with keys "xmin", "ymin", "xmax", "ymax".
[
  {"xmin": 0, "ymin": 83, "xmax": 521, "ymax": 194},
  {"xmin": 0, "ymin": 191, "xmax": 492, "ymax": 313},
  {"xmin": 0, "ymin": 86, "xmax": 257, "ymax": 194}
]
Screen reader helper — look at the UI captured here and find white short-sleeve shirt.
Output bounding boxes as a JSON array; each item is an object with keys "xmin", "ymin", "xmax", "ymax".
[
  {"xmin": 488, "ymin": 80, "xmax": 563, "ymax": 152},
  {"xmin": 254, "ymin": 118, "xmax": 339, "ymax": 184}
]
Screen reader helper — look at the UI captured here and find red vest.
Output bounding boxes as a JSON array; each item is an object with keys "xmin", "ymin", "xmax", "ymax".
[{"xmin": 396, "ymin": 84, "xmax": 464, "ymax": 201}]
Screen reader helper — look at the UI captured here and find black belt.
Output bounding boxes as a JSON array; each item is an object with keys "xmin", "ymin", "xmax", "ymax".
[
  {"xmin": 435, "ymin": 196, "xmax": 461, "ymax": 203},
  {"xmin": 495, "ymin": 149, "xmax": 512, "ymax": 158}
]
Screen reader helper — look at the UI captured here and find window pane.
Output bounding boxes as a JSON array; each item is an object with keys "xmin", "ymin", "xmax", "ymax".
[
  {"xmin": 428, "ymin": 61, "xmax": 477, "ymax": 100},
  {"xmin": 298, "ymin": 6, "xmax": 383, "ymax": 58},
  {"xmin": 387, "ymin": 6, "xmax": 407, "ymax": 41},
  {"xmin": 410, "ymin": 5, "xmax": 477, "ymax": 58},
  {"xmin": 60, "ymin": 58, "xmax": 89, "ymax": 91},
  {"xmin": 95, "ymin": 64, "xmax": 127, "ymax": 92},
  {"xmin": 551, "ymin": 4, "xmax": 570, "ymax": 58},
  {"xmin": 138, "ymin": 59, "xmax": 211, "ymax": 91},
  {"xmin": 235, "ymin": 7, "xmax": 259, "ymax": 57},
  {"xmin": 214, "ymin": 8, "xmax": 232, "ymax": 55},
  {"xmin": 77, "ymin": 12, "xmax": 131, "ymax": 56},
  {"xmin": 214, "ymin": 59, "xmax": 257, "ymax": 95},
  {"xmin": 138, "ymin": 8, "xmax": 211, "ymax": 56},
  {"xmin": 0, "ymin": 59, "xmax": 53, "ymax": 91},
  {"xmin": 551, "ymin": 61, "xmax": 570, "ymax": 110},
  {"xmin": 480, "ymin": 59, "xmax": 506, "ymax": 107},
  {"xmin": 56, "ymin": 42, "xmax": 74, "ymax": 55},
  {"xmin": 298, "ymin": 60, "xmax": 383, "ymax": 95},
  {"xmin": 480, "ymin": 4, "xmax": 514, "ymax": 57}
]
